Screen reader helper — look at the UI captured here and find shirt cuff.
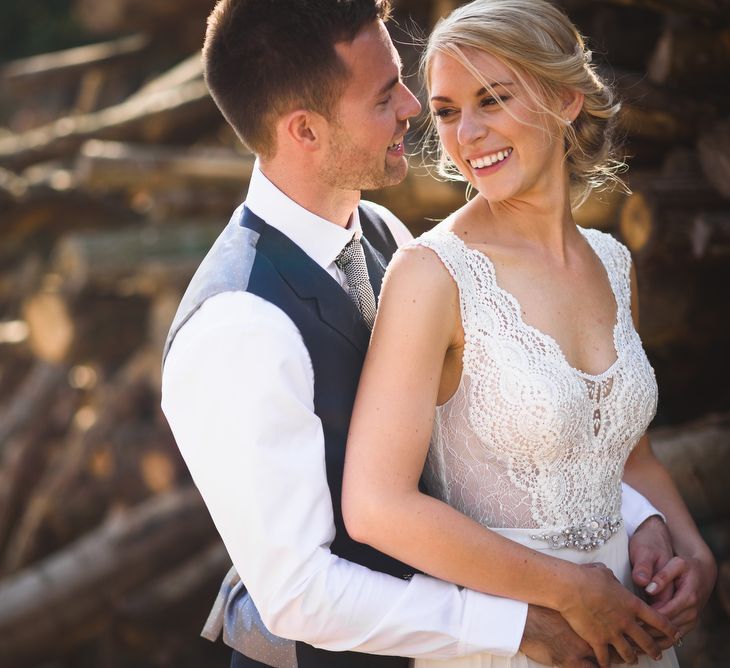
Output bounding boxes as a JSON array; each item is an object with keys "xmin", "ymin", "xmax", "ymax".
[
  {"xmin": 460, "ymin": 589, "xmax": 528, "ymax": 658},
  {"xmin": 622, "ymin": 483, "xmax": 666, "ymax": 537}
]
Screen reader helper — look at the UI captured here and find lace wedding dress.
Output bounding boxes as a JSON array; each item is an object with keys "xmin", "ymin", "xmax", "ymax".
[{"xmin": 408, "ymin": 225, "xmax": 678, "ymax": 668}]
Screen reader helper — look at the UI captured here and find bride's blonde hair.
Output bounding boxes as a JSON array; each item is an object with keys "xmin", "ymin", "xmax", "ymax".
[{"xmin": 421, "ymin": 0, "xmax": 626, "ymax": 207}]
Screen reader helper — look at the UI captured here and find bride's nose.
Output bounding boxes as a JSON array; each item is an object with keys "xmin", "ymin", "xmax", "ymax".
[{"xmin": 457, "ymin": 110, "xmax": 487, "ymax": 146}]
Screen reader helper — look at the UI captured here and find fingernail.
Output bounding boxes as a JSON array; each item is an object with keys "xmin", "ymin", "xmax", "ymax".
[
  {"xmin": 645, "ymin": 581, "xmax": 658, "ymax": 594},
  {"xmin": 636, "ymin": 570, "xmax": 648, "ymax": 580}
]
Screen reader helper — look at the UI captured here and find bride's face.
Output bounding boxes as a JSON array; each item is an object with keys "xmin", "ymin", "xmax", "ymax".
[{"xmin": 428, "ymin": 49, "xmax": 568, "ymax": 204}]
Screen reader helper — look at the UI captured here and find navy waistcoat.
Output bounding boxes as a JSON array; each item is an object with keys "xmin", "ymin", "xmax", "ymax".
[{"xmin": 163, "ymin": 203, "xmax": 414, "ymax": 668}]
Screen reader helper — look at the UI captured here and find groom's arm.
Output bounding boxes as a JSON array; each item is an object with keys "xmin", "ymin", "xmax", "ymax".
[
  {"xmin": 621, "ymin": 482, "xmax": 665, "ymax": 537},
  {"xmin": 162, "ymin": 291, "xmax": 527, "ymax": 660}
]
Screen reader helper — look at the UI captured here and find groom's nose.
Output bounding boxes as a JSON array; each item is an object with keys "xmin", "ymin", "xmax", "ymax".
[{"xmin": 396, "ymin": 82, "xmax": 422, "ymax": 120}]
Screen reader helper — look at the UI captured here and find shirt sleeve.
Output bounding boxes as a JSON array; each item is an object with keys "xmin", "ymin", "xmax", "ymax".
[
  {"xmin": 362, "ymin": 200, "xmax": 414, "ymax": 248},
  {"xmin": 621, "ymin": 482, "xmax": 666, "ymax": 537},
  {"xmin": 161, "ymin": 291, "xmax": 527, "ymax": 659}
]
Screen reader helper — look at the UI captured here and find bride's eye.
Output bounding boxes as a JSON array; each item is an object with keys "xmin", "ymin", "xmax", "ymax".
[
  {"xmin": 481, "ymin": 95, "xmax": 510, "ymax": 108},
  {"xmin": 432, "ymin": 107, "xmax": 456, "ymax": 119}
]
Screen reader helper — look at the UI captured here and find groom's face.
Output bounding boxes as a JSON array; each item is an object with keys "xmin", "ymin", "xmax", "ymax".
[{"xmin": 318, "ymin": 20, "xmax": 421, "ymax": 191}]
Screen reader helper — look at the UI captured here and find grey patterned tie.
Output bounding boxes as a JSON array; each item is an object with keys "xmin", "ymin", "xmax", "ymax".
[{"xmin": 335, "ymin": 236, "xmax": 377, "ymax": 329}]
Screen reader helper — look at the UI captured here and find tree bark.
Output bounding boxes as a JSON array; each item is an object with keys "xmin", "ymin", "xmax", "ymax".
[
  {"xmin": 51, "ymin": 220, "xmax": 224, "ymax": 295},
  {"xmin": 650, "ymin": 413, "xmax": 730, "ymax": 524},
  {"xmin": 23, "ymin": 288, "xmax": 148, "ymax": 366},
  {"xmin": 0, "ymin": 35, "xmax": 152, "ymax": 96},
  {"xmin": 0, "ymin": 79, "xmax": 216, "ymax": 171},
  {"xmin": 76, "ymin": 139, "xmax": 253, "ymax": 193},
  {"xmin": 604, "ymin": 0, "xmax": 730, "ymax": 20},
  {"xmin": 698, "ymin": 119, "xmax": 730, "ymax": 200},
  {"xmin": 619, "ymin": 174, "xmax": 729, "ymax": 259},
  {"xmin": 648, "ymin": 24, "xmax": 730, "ymax": 88},
  {"xmin": 119, "ymin": 541, "xmax": 229, "ymax": 619},
  {"xmin": 0, "ymin": 487, "xmax": 214, "ymax": 667}
]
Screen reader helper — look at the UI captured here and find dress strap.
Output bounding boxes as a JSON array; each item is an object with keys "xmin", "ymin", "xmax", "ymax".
[
  {"xmin": 580, "ymin": 227, "xmax": 633, "ymax": 311},
  {"xmin": 403, "ymin": 229, "xmax": 482, "ymax": 326}
]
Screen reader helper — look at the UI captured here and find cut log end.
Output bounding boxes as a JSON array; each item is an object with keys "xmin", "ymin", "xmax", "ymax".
[
  {"xmin": 620, "ymin": 192, "xmax": 653, "ymax": 252},
  {"xmin": 23, "ymin": 292, "xmax": 75, "ymax": 364}
]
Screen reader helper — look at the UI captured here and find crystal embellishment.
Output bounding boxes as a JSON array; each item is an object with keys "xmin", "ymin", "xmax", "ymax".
[{"xmin": 531, "ymin": 516, "xmax": 622, "ymax": 551}]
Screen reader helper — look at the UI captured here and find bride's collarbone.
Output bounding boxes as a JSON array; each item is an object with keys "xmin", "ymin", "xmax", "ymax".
[{"xmin": 475, "ymin": 250, "xmax": 620, "ymax": 376}]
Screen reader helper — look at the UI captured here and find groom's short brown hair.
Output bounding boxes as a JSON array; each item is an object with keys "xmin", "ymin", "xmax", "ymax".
[{"xmin": 203, "ymin": 0, "xmax": 392, "ymax": 158}]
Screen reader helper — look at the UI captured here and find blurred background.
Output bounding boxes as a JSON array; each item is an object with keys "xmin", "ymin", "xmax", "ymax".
[{"xmin": 0, "ymin": 0, "xmax": 728, "ymax": 666}]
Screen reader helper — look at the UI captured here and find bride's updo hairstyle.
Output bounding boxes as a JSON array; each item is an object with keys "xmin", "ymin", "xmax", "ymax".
[{"xmin": 422, "ymin": 0, "xmax": 625, "ymax": 206}]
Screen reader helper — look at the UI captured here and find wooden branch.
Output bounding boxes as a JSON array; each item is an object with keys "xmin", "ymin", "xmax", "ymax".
[
  {"xmin": 0, "ymin": 34, "xmax": 151, "ymax": 95},
  {"xmin": 0, "ymin": 167, "xmax": 29, "ymax": 205},
  {"xmin": 0, "ymin": 185, "xmax": 142, "ymax": 271},
  {"xmin": 698, "ymin": 119, "xmax": 730, "ymax": 200},
  {"xmin": 619, "ymin": 173, "xmax": 729, "ymax": 258},
  {"xmin": 0, "ymin": 371, "xmax": 79, "ymax": 554},
  {"xmin": 648, "ymin": 25, "xmax": 730, "ymax": 88},
  {"xmin": 1, "ymin": 348, "xmax": 159, "ymax": 572},
  {"xmin": 76, "ymin": 139, "xmax": 254, "ymax": 192},
  {"xmin": 119, "ymin": 541, "xmax": 229, "ymax": 619},
  {"xmin": 126, "ymin": 52, "xmax": 204, "ymax": 102},
  {"xmin": 0, "ymin": 361, "xmax": 67, "ymax": 451},
  {"xmin": 603, "ymin": 0, "xmax": 730, "ymax": 21},
  {"xmin": 0, "ymin": 487, "xmax": 214, "ymax": 666},
  {"xmin": 73, "ymin": 0, "xmax": 215, "ymax": 48},
  {"xmin": 22, "ymin": 288, "xmax": 148, "ymax": 366},
  {"xmin": 614, "ymin": 71, "xmax": 712, "ymax": 144},
  {"xmin": 52, "ymin": 220, "xmax": 224, "ymax": 295},
  {"xmin": 650, "ymin": 412, "xmax": 730, "ymax": 524},
  {"xmin": 0, "ymin": 79, "xmax": 216, "ymax": 171}
]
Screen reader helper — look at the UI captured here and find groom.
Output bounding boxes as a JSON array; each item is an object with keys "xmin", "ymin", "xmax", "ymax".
[{"xmin": 161, "ymin": 1, "xmax": 680, "ymax": 667}]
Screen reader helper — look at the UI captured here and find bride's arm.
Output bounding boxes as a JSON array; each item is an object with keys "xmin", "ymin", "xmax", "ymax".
[
  {"xmin": 343, "ymin": 245, "xmax": 675, "ymax": 667},
  {"xmin": 622, "ymin": 263, "xmax": 717, "ymax": 636}
]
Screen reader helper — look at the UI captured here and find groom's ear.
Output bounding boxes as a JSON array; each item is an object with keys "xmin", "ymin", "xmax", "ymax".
[{"xmin": 280, "ymin": 109, "xmax": 326, "ymax": 153}]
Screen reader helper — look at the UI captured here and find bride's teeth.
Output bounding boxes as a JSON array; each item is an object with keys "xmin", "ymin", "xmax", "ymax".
[{"xmin": 470, "ymin": 147, "xmax": 512, "ymax": 169}]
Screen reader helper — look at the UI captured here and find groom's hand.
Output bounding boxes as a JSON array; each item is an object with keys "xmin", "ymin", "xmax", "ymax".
[
  {"xmin": 652, "ymin": 551, "xmax": 716, "ymax": 637},
  {"xmin": 628, "ymin": 514, "xmax": 716, "ymax": 640},
  {"xmin": 519, "ymin": 605, "xmax": 605, "ymax": 667},
  {"xmin": 629, "ymin": 515, "xmax": 674, "ymax": 608}
]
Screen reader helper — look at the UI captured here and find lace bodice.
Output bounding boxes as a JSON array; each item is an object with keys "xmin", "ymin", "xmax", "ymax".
[{"xmin": 409, "ymin": 226, "xmax": 658, "ymax": 532}]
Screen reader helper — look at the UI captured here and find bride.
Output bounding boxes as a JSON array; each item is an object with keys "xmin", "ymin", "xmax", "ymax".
[{"xmin": 342, "ymin": 1, "xmax": 715, "ymax": 666}]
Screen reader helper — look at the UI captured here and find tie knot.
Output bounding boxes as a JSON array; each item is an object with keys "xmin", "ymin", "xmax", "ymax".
[
  {"xmin": 333, "ymin": 235, "xmax": 376, "ymax": 329},
  {"xmin": 335, "ymin": 236, "xmax": 361, "ymax": 271}
]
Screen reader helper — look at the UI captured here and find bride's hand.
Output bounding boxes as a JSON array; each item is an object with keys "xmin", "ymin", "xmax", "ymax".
[{"xmin": 559, "ymin": 562, "xmax": 678, "ymax": 667}]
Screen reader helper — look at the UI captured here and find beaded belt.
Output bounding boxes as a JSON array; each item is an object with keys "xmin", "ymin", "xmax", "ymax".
[{"xmin": 531, "ymin": 516, "xmax": 622, "ymax": 551}]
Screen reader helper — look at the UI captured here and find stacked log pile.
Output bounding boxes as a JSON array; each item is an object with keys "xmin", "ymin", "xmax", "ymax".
[{"xmin": 0, "ymin": 0, "xmax": 728, "ymax": 666}]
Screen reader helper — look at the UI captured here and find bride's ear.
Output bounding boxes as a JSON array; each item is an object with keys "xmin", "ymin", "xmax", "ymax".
[{"xmin": 560, "ymin": 88, "xmax": 584, "ymax": 124}]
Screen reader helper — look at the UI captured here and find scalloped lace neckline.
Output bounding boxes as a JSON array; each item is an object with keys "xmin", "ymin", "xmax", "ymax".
[{"xmin": 441, "ymin": 227, "xmax": 621, "ymax": 381}]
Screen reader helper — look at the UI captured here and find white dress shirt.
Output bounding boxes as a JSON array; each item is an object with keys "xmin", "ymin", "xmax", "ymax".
[{"xmin": 161, "ymin": 164, "xmax": 660, "ymax": 660}]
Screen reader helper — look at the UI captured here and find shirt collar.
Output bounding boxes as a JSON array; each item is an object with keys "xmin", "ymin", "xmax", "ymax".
[{"xmin": 245, "ymin": 161, "xmax": 362, "ymax": 271}]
